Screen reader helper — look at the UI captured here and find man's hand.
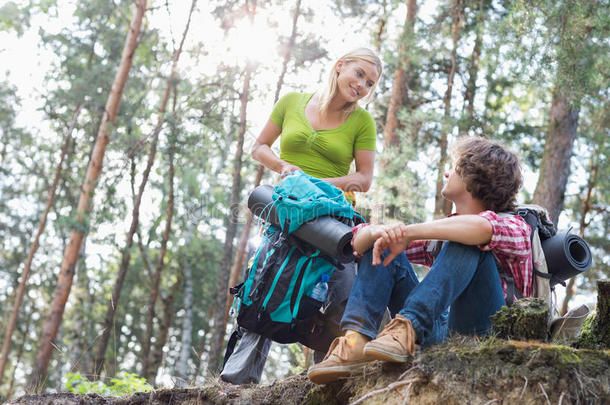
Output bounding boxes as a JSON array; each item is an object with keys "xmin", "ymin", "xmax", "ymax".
[{"xmin": 371, "ymin": 223, "xmax": 410, "ymax": 266}]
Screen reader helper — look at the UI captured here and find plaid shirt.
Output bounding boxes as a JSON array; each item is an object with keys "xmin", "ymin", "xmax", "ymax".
[{"xmin": 352, "ymin": 210, "xmax": 533, "ymax": 300}]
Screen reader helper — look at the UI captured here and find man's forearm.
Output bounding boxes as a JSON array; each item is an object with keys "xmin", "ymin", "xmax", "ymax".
[{"xmin": 405, "ymin": 215, "xmax": 492, "ymax": 246}]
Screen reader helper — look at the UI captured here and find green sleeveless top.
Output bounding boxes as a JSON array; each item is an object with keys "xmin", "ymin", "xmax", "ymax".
[{"xmin": 270, "ymin": 92, "xmax": 376, "ymax": 179}]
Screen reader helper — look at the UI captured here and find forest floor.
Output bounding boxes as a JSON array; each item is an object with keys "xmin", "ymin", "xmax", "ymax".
[{"xmin": 6, "ymin": 336, "xmax": 610, "ymax": 405}]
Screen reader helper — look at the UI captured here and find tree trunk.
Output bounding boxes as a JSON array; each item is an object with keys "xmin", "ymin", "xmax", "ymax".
[
  {"xmin": 28, "ymin": 0, "xmax": 146, "ymax": 390},
  {"xmin": 273, "ymin": 0, "xmax": 301, "ymax": 104},
  {"xmin": 148, "ymin": 272, "xmax": 182, "ymax": 381},
  {"xmin": 532, "ymin": 89, "xmax": 579, "ymax": 224},
  {"xmin": 377, "ymin": 0, "xmax": 417, "ymax": 221},
  {"xmin": 207, "ymin": 64, "xmax": 253, "ymax": 374},
  {"xmin": 193, "ymin": 329, "xmax": 211, "ymax": 379},
  {"xmin": 0, "ymin": 104, "xmax": 79, "ymax": 385},
  {"xmin": 224, "ymin": 165, "xmax": 264, "ymax": 323},
  {"xmin": 382, "ymin": 0, "xmax": 417, "ymax": 149},
  {"xmin": 6, "ymin": 306, "xmax": 32, "ymax": 399},
  {"xmin": 223, "ymin": 0, "xmax": 304, "ymax": 326},
  {"xmin": 560, "ymin": 157, "xmax": 597, "ymax": 315},
  {"xmin": 372, "ymin": 0, "xmax": 389, "ymax": 53},
  {"xmin": 434, "ymin": 0, "xmax": 462, "ymax": 217},
  {"xmin": 93, "ymin": 0, "xmax": 195, "ymax": 379},
  {"xmin": 142, "ymin": 139, "xmax": 176, "ymax": 382},
  {"xmin": 461, "ymin": 0, "xmax": 484, "ymax": 135},
  {"xmin": 174, "ymin": 222, "xmax": 197, "ymax": 386},
  {"xmin": 68, "ymin": 239, "xmax": 91, "ymax": 376}
]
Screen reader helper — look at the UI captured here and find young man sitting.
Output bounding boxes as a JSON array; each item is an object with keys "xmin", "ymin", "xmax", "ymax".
[{"xmin": 308, "ymin": 136, "xmax": 533, "ymax": 384}]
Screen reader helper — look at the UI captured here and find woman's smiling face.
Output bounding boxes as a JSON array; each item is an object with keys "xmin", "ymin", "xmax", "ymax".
[{"xmin": 335, "ymin": 59, "xmax": 380, "ymax": 104}]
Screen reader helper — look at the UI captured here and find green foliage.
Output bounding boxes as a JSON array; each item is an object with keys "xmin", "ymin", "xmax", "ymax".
[
  {"xmin": 287, "ymin": 343, "xmax": 306, "ymax": 375},
  {"xmin": 0, "ymin": 1, "xmax": 32, "ymax": 35},
  {"xmin": 64, "ymin": 372, "xmax": 152, "ymax": 396},
  {"xmin": 506, "ymin": 0, "xmax": 608, "ymax": 105}
]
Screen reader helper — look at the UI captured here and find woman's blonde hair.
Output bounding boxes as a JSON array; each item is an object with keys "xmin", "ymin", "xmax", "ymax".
[{"xmin": 318, "ymin": 47, "xmax": 382, "ymax": 117}]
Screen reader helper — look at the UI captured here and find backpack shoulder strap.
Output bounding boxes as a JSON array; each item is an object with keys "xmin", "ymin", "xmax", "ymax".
[
  {"xmin": 492, "ymin": 212, "xmax": 522, "ymax": 306},
  {"xmin": 492, "ymin": 251, "xmax": 522, "ymax": 306},
  {"xmin": 221, "ymin": 328, "xmax": 243, "ymax": 369}
]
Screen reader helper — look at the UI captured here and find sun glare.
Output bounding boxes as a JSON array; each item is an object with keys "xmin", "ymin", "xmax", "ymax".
[{"xmin": 225, "ymin": 14, "xmax": 278, "ymax": 64}]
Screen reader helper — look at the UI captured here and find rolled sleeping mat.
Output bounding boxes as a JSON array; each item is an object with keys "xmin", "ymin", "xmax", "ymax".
[
  {"xmin": 247, "ymin": 185, "xmax": 355, "ymax": 263},
  {"xmin": 541, "ymin": 229, "xmax": 592, "ymax": 287}
]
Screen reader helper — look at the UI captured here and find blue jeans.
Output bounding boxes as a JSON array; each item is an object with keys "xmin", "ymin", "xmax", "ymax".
[{"xmin": 341, "ymin": 242, "xmax": 506, "ymax": 346}]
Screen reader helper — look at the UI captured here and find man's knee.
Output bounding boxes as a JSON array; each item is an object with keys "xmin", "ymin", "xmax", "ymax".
[{"xmin": 439, "ymin": 241, "xmax": 484, "ymax": 262}]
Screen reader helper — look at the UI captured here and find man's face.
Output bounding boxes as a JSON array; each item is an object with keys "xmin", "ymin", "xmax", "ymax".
[{"xmin": 441, "ymin": 168, "xmax": 467, "ymax": 202}]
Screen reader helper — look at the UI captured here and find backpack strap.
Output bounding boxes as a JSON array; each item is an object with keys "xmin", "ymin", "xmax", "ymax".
[
  {"xmin": 492, "ymin": 211, "xmax": 528, "ymax": 307},
  {"xmin": 221, "ymin": 328, "xmax": 243, "ymax": 369},
  {"xmin": 492, "ymin": 252, "xmax": 522, "ymax": 306},
  {"xmin": 427, "ymin": 240, "xmax": 444, "ymax": 257}
]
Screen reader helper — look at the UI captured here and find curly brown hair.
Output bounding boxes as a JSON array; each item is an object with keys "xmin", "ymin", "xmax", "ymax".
[{"xmin": 452, "ymin": 136, "xmax": 523, "ymax": 212}]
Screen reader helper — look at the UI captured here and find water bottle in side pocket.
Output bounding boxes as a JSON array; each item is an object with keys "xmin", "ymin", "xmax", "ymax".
[{"xmin": 310, "ymin": 274, "xmax": 330, "ymax": 302}]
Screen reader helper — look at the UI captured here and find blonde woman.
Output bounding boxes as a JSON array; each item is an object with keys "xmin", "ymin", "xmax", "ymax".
[
  {"xmin": 221, "ymin": 48, "xmax": 382, "ymax": 385},
  {"xmin": 252, "ymin": 47, "xmax": 382, "ymax": 203}
]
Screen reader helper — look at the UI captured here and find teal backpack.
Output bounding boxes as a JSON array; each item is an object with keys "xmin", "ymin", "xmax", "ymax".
[{"xmin": 230, "ymin": 171, "xmax": 355, "ymax": 350}]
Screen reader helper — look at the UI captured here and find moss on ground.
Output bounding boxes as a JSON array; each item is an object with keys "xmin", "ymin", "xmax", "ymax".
[
  {"xmin": 8, "ymin": 338, "xmax": 610, "ymax": 404},
  {"xmin": 490, "ymin": 298, "xmax": 549, "ymax": 341},
  {"xmin": 576, "ymin": 281, "xmax": 610, "ymax": 350}
]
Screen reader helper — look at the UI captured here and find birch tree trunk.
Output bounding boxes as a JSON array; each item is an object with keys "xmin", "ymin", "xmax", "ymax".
[
  {"xmin": 434, "ymin": 0, "xmax": 462, "ymax": 217},
  {"xmin": 93, "ymin": 0, "xmax": 195, "ymax": 379},
  {"xmin": 207, "ymin": 63, "xmax": 252, "ymax": 374},
  {"xmin": 142, "ymin": 137, "xmax": 176, "ymax": 382},
  {"xmin": 0, "ymin": 104, "xmax": 79, "ymax": 385},
  {"xmin": 174, "ymin": 220, "xmax": 197, "ymax": 386},
  {"xmin": 148, "ymin": 272, "xmax": 182, "ymax": 381},
  {"xmin": 28, "ymin": 0, "xmax": 146, "ymax": 390}
]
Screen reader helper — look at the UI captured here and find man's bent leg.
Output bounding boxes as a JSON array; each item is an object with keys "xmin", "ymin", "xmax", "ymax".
[
  {"xmin": 449, "ymin": 250, "xmax": 505, "ymax": 335},
  {"xmin": 341, "ymin": 251, "xmax": 419, "ymax": 339},
  {"xmin": 309, "ymin": 251, "xmax": 419, "ymax": 384},
  {"xmin": 399, "ymin": 242, "xmax": 502, "ymax": 346}
]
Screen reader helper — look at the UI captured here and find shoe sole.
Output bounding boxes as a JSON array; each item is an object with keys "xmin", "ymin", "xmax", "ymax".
[
  {"xmin": 363, "ymin": 346, "xmax": 409, "ymax": 363},
  {"xmin": 307, "ymin": 363, "xmax": 368, "ymax": 384}
]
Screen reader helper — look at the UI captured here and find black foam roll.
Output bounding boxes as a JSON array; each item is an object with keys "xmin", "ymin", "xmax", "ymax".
[
  {"xmin": 247, "ymin": 185, "xmax": 355, "ymax": 263},
  {"xmin": 541, "ymin": 229, "xmax": 592, "ymax": 286},
  {"xmin": 248, "ymin": 185, "xmax": 279, "ymax": 224}
]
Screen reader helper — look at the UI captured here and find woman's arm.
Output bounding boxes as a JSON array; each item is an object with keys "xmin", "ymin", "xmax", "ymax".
[
  {"xmin": 322, "ymin": 149, "xmax": 374, "ymax": 192},
  {"xmin": 251, "ymin": 119, "xmax": 300, "ymax": 175}
]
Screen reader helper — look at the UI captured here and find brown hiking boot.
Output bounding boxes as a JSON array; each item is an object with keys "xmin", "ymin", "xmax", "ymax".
[
  {"xmin": 307, "ymin": 333, "xmax": 369, "ymax": 384},
  {"xmin": 363, "ymin": 314, "xmax": 417, "ymax": 363}
]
